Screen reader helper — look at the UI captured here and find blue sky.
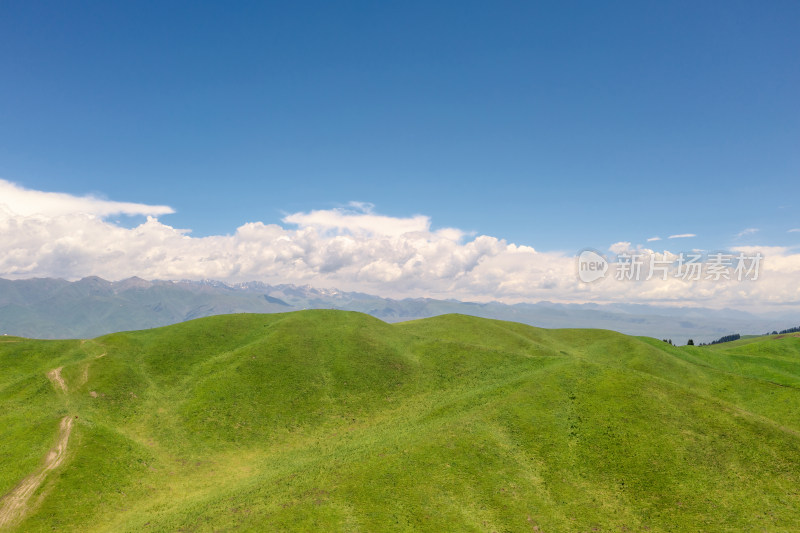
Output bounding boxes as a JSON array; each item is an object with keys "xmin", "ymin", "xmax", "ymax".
[{"xmin": 1, "ymin": 1, "xmax": 799, "ymax": 307}]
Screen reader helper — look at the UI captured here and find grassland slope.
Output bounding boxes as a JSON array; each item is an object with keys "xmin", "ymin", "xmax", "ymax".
[{"xmin": 1, "ymin": 311, "xmax": 799, "ymax": 531}]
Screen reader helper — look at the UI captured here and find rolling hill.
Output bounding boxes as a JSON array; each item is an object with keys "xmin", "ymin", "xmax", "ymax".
[{"xmin": 1, "ymin": 311, "xmax": 799, "ymax": 531}]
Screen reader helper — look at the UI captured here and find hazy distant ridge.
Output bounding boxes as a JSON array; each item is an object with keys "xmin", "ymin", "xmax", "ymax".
[{"xmin": 0, "ymin": 276, "xmax": 791, "ymax": 342}]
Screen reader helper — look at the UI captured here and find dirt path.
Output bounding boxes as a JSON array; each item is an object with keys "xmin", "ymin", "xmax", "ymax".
[
  {"xmin": 0, "ymin": 415, "xmax": 74, "ymax": 529},
  {"xmin": 46, "ymin": 367, "xmax": 67, "ymax": 393},
  {"xmin": 0, "ymin": 366, "xmax": 75, "ymax": 529}
]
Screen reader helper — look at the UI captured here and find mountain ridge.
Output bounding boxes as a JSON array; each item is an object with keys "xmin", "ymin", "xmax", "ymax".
[{"xmin": 0, "ymin": 276, "xmax": 793, "ymax": 343}]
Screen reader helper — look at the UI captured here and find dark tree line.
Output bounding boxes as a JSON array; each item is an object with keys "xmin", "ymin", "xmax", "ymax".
[
  {"xmin": 761, "ymin": 326, "xmax": 800, "ymax": 336},
  {"xmin": 706, "ymin": 333, "xmax": 741, "ymax": 345},
  {"xmin": 659, "ymin": 325, "xmax": 800, "ymax": 348}
]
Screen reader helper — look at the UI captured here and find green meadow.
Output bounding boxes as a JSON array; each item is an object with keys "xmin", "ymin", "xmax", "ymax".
[{"xmin": 1, "ymin": 311, "xmax": 799, "ymax": 531}]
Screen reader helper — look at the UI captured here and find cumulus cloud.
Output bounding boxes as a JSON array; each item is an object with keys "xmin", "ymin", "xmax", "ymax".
[
  {"xmin": 609, "ymin": 242, "xmax": 633, "ymax": 254},
  {"xmin": 0, "ymin": 179, "xmax": 174, "ymax": 217},
  {"xmin": 2, "ymin": 182, "xmax": 800, "ymax": 310},
  {"xmin": 0, "ymin": 205, "xmax": 548, "ymax": 301}
]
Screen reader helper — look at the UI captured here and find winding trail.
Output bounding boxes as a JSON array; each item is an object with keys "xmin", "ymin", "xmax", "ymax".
[
  {"xmin": 0, "ymin": 368, "xmax": 74, "ymax": 529},
  {"xmin": 46, "ymin": 367, "xmax": 66, "ymax": 393},
  {"xmin": 0, "ymin": 417, "xmax": 74, "ymax": 529}
]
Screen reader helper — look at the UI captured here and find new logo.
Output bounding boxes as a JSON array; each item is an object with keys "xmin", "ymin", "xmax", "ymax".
[{"xmin": 577, "ymin": 249, "xmax": 608, "ymax": 283}]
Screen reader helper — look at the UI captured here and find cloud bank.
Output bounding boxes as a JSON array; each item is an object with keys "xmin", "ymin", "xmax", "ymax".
[
  {"xmin": 1, "ymin": 180, "xmax": 799, "ymax": 310},
  {"xmin": 0, "ymin": 179, "xmax": 174, "ymax": 217}
]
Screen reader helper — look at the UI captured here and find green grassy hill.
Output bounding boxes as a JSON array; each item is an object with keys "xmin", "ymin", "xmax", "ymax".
[{"xmin": 1, "ymin": 311, "xmax": 799, "ymax": 531}]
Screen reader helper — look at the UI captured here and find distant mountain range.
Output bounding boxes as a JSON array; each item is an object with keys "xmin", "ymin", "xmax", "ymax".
[{"xmin": 0, "ymin": 276, "xmax": 794, "ymax": 343}]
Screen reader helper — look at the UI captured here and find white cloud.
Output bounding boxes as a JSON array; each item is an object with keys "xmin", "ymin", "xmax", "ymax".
[
  {"xmin": 0, "ymin": 179, "xmax": 174, "ymax": 218},
  {"xmin": 668, "ymin": 233, "xmax": 696, "ymax": 239},
  {"xmin": 2, "ymin": 182, "xmax": 800, "ymax": 310},
  {"xmin": 646, "ymin": 236, "xmax": 661, "ymax": 242},
  {"xmin": 609, "ymin": 242, "xmax": 632, "ymax": 254},
  {"xmin": 736, "ymin": 228, "xmax": 759, "ymax": 238},
  {"xmin": 789, "ymin": 229, "xmax": 800, "ymax": 233},
  {"xmin": 282, "ymin": 201, "xmax": 435, "ymax": 237}
]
